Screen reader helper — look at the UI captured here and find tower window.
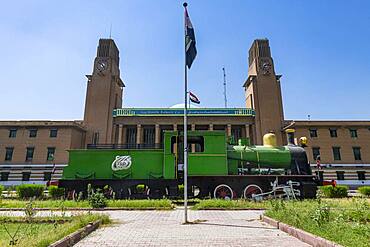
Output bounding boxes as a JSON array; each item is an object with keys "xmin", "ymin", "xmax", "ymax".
[
  {"xmin": 309, "ymin": 128, "xmax": 318, "ymax": 138},
  {"xmin": 5, "ymin": 147, "xmax": 14, "ymax": 161},
  {"xmin": 353, "ymin": 147, "xmax": 362, "ymax": 161},
  {"xmin": 349, "ymin": 129, "xmax": 358, "ymax": 138},
  {"xmin": 29, "ymin": 129, "xmax": 37, "ymax": 138},
  {"xmin": 9, "ymin": 129, "xmax": 17, "ymax": 138},
  {"xmin": 332, "ymin": 147, "xmax": 341, "ymax": 161},
  {"xmin": 93, "ymin": 132, "xmax": 99, "ymax": 145},
  {"xmin": 329, "ymin": 128, "xmax": 337, "ymax": 138},
  {"xmin": 50, "ymin": 129, "xmax": 58, "ymax": 138},
  {"xmin": 26, "ymin": 147, "xmax": 34, "ymax": 161},
  {"xmin": 312, "ymin": 147, "xmax": 320, "ymax": 160}
]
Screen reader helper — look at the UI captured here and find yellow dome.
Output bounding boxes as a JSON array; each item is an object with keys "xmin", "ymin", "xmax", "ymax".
[{"xmin": 263, "ymin": 133, "xmax": 277, "ymax": 147}]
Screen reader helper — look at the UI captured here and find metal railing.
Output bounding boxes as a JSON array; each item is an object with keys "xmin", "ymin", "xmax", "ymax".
[{"xmin": 86, "ymin": 143, "xmax": 163, "ymax": 150}]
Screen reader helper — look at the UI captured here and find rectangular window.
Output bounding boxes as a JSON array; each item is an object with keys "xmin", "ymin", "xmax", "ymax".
[
  {"xmin": 312, "ymin": 147, "xmax": 320, "ymax": 160},
  {"xmin": 5, "ymin": 147, "xmax": 14, "ymax": 161},
  {"xmin": 22, "ymin": 172, "xmax": 31, "ymax": 181},
  {"xmin": 25, "ymin": 147, "xmax": 34, "ymax": 161},
  {"xmin": 231, "ymin": 127, "xmax": 242, "ymax": 144},
  {"xmin": 1, "ymin": 172, "xmax": 9, "ymax": 181},
  {"xmin": 171, "ymin": 136, "xmax": 205, "ymax": 154},
  {"xmin": 336, "ymin": 171, "xmax": 345, "ymax": 180},
  {"xmin": 9, "ymin": 129, "xmax": 17, "ymax": 138},
  {"xmin": 349, "ymin": 129, "xmax": 358, "ymax": 138},
  {"xmin": 353, "ymin": 147, "xmax": 362, "ymax": 161},
  {"xmin": 329, "ymin": 128, "xmax": 337, "ymax": 138},
  {"xmin": 50, "ymin": 129, "xmax": 58, "ymax": 138},
  {"xmin": 332, "ymin": 147, "xmax": 341, "ymax": 161},
  {"xmin": 43, "ymin": 172, "xmax": 52, "ymax": 181},
  {"xmin": 143, "ymin": 127, "xmax": 155, "ymax": 146},
  {"xmin": 309, "ymin": 128, "xmax": 318, "ymax": 138},
  {"xmin": 315, "ymin": 171, "xmax": 324, "ymax": 181},
  {"xmin": 47, "ymin": 147, "xmax": 55, "ymax": 161},
  {"xmin": 126, "ymin": 127, "xmax": 137, "ymax": 147},
  {"xmin": 357, "ymin": 171, "xmax": 366, "ymax": 180},
  {"xmin": 29, "ymin": 129, "xmax": 37, "ymax": 138}
]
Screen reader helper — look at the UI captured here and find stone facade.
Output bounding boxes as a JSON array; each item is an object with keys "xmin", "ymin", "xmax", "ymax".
[
  {"xmin": 0, "ymin": 121, "xmax": 85, "ymax": 165},
  {"xmin": 288, "ymin": 121, "xmax": 370, "ymax": 165}
]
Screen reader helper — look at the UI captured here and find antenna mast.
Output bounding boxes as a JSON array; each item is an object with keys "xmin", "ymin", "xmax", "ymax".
[{"xmin": 222, "ymin": 67, "xmax": 227, "ymax": 108}]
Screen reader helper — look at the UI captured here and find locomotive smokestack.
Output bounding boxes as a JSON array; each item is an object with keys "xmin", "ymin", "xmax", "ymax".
[{"xmin": 285, "ymin": 129, "xmax": 295, "ymax": 145}]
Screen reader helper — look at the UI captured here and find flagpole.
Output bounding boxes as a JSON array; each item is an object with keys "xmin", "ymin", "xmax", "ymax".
[{"xmin": 183, "ymin": 2, "xmax": 189, "ymax": 224}]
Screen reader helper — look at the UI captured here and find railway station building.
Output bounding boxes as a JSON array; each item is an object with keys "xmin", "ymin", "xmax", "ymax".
[{"xmin": 0, "ymin": 38, "xmax": 369, "ymax": 185}]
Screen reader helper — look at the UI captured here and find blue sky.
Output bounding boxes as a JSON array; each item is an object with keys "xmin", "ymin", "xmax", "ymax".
[{"xmin": 1, "ymin": 1, "xmax": 370, "ymax": 120}]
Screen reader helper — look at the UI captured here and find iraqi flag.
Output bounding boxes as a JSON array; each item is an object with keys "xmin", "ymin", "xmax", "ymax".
[
  {"xmin": 189, "ymin": 91, "xmax": 200, "ymax": 104},
  {"xmin": 184, "ymin": 3, "xmax": 197, "ymax": 69}
]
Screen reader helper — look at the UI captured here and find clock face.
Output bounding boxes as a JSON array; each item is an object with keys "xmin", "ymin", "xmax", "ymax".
[
  {"xmin": 259, "ymin": 59, "xmax": 272, "ymax": 75},
  {"xmin": 96, "ymin": 60, "xmax": 108, "ymax": 72}
]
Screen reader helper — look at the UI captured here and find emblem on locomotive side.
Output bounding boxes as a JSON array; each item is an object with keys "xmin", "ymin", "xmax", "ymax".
[{"xmin": 111, "ymin": 155, "xmax": 132, "ymax": 171}]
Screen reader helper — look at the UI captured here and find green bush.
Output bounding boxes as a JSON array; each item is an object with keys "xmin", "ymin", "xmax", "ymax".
[
  {"xmin": 358, "ymin": 186, "xmax": 370, "ymax": 196},
  {"xmin": 0, "ymin": 185, "xmax": 4, "ymax": 198},
  {"xmin": 48, "ymin": 186, "xmax": 65, "ymax": 199},
  {"xmin": 319, "ymin": 185, "xmax": 348, "ymax": 198},
  {"xmin": 178, "ymin": 184, "xmax": 184, "ymax": 195},
  {"xmin": 88, "ymin": 189, "xmax": 107, "ymax": 208},
  {"xmin": 16, "ymin": 184, "xmax": 44, "ymax": 199}
]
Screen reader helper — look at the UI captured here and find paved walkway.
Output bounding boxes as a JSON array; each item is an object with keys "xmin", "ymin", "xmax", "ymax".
[
  {"xmin": 72, "ymin": 209, "xmax": 309, "ymax": 247},
  {"xmin": 0, "ymin": 209, "xmax": 310, "ymax": 246}
]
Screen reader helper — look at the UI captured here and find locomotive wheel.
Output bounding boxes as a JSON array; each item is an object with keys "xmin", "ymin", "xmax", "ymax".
[
  {"xmin": 213, "ymin": 184, "xmax": 234, "ymax": 200},
  {"xmin": 146, "ymin": 187, "xmax": 168, "ymax": 199},
  {"xmin": 243, "ymin": 184, "xmax": 262, "ymax": 199}
]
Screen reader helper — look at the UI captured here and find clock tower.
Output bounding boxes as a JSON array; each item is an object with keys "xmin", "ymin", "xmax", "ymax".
[
  {"xmin": 83, "ymin": 39, "xmax": 124, "ymax": 145},
  {"xmin": 243, "ymin": 39, "xmax": 285, "ymax": 145}
]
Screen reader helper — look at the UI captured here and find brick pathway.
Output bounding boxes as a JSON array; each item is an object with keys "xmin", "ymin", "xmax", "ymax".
[{"xmin": 73, "ymin": 209, "xmax": 310, "ymax": 247}]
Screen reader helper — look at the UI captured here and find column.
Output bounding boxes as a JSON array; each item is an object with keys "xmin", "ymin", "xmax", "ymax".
[
  {"xmin": 191, "ymin": 124, "xmax": 196, "ymax": 153},
  {"xmin": 245, "ymin": 124, "xmax": 250, "ymax": 138},
  {"xmin": 118, "ymin": 124, "xmax": 123, "ymax": 144},
  {"xmin": 122, "ymin": 126, "xmax": 127, "ymax": 145},
  {"xmin": 155, "ymin": 124, "xmax": 161, "ymax": 148},
  {"xmin": 136, "ymin": 124, "xmax": 142, "ymax": 147},
  {"xmin": 209, "ymin": 124, "xmax": 214, "ymax": 131},
  {"xmin": 227, "ymin": 124, "xmax": 232, "ymax": 137},
  {"xmin": 173, "ymin": 124, "xmax": 177, "ymax": 131}
]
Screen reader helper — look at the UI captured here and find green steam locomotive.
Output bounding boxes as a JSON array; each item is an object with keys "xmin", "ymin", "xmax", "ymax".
[{"xmin": 59, "ymin": 130, "xmax": 318, "ymax": 199}]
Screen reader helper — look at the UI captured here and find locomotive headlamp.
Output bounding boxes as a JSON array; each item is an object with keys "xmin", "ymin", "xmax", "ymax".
[{"xmin": 299, "ymin": 137, "xmax": 308, "ymax": 147}]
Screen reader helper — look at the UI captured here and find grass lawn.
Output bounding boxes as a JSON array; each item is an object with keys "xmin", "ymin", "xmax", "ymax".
[
  {"xmin": 0, "ymin": 199, "xmax": 174, "ymax": 210},
  {"xmin": 265, "ymin": 198, "xmax": 370, "ymax": 247},
  {"xmin": 192, "ymin": 199, "xmax": 269, "ymax": 210},
  {"xmin": 0, "ymin": 214, "xmax": 110, "ymax": 247}
]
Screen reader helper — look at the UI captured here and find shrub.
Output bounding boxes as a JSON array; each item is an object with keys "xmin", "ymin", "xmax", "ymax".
[
  {"xmin": 358, "ymin": 186, "xmax": 370, "ymax": 196},
  {"xmin": 0, "ymin": 185, "xmax": 4, "ymax": 198},
  {"xmin": 178, "ymin": 184, "xmax": 184, "ymax": 195},
  {"xmin": 319, "ymin": 185, "xmax": 348, "ymax": 198},
  {"xmin": 16, "ymin": 184, "xmax": 44, "ymax": 199},
  {"xmin": 48, "ymin": 186, "xmax": 65, "ymax": 199},
  {"xmin": 88, "ymin": 189, "xmax": 107, "ymax": 208}
]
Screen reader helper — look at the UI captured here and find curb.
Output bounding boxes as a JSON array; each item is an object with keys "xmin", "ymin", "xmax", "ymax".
[
  {"xmin": 0, "ymin": 207, "xmax": 173, "ymax": 211},
  {"xmin": 260, "ymin": 215, "xmax": 343, "ymax": 247},
  {"xmin": 49, "ymin": 220, "xmax": 101, "ymax": 247},
  {"xmin": 192, "ymin": 208, "xmax": 266, "ymax": 211}
]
